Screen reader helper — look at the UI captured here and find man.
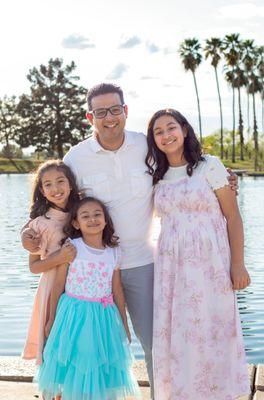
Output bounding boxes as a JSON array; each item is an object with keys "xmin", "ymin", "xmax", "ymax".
[
  {"xmin": 64, "ymin": 83, "xmax": 155, "ymax": 395},
  {"xmin": 23, "ymin": 83, "xmax": 237, "ymax": 398}
]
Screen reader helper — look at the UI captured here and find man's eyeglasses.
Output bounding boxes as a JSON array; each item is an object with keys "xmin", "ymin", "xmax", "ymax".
[{"xmin": 90, "ymin": 104, "xmax": 125, "ymax": 119}]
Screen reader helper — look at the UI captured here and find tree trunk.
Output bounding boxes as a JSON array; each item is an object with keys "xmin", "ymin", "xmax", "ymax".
[
  {"xmin": 247, "ymin": 91, "xmax": 250, "ymax": 140},
  {"xmin": 252, "ymin": 93, "xmax": 258, "ymax": 171},
  {"xmin": 192, "ymin": 71, "xmax": 202, "ymax": 143},
  {"xmin": 5, "ymin": 134, "xmax": 11, "ymax": 159},
  {"xmin": 214, "ymin": 67, "xmax": 224, "ymax": 159},
  {"xmin": 261, "ymin": 94, "xmax": 264, "ymax": 133},
  {"xmin": 238, "ymin": 88, "xmax": 244, "ymax": 161},
  {"xmin": 232, "ymin": 82, "xmax": 236, "ymax": 163}
]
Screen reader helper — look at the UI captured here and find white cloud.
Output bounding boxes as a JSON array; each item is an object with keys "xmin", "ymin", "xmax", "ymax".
[
  {"xmin": 218, "ymin": 3, "xmax": 264, "ymax": 19},
  {"xmin": 119, "ymin": 36, "xmax": 141, "ymax": 49},
  {"xmin": 146, "ymin": 42, "xmax": 160, "ymax": 53},
  {"xmin": 106, "ymin": 63, "xmax": 129, "ymax": 79},
  {"xmin": 62, "ymin": 34, "xmax": 95, "ymax": 49}
]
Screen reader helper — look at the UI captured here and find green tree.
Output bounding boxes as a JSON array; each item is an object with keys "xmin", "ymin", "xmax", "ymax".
[
  {"xmin": 179, "ymin": 38, "xmax": 203, "ymax": 142},
  {"xmin": 242, "ymin": 39, "xmax": 255, "ymax": 138},
  {"xmin": 0, "ymin": 96, "xmax": 19, "ymax": 159},
  {"xmin": 0, "ymin": 144, "xmax": 23, "ymax": 158},
  {"xmin": 225, "ymin": 67, "xmax": 247, "ymax": 160},
  {"xmin": 223, "ymin": 33, "xmax": 241, "ymax": 162},
  {"xmin": 204, "ymin": 37, "xmax": 224, "ymax": 158},
  {"xmin": 17, "ymin": 58, "xmax": 90, "ymax": 158},
  {"xmin": 256, "ymin": 46, "xmax": 264, "ymax": 133},
  {"xmin": 248, "ymin": 67, "xmax": 262, "ymax": 170}
]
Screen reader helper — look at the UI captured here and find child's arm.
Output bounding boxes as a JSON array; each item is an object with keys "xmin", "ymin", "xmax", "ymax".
[
  {"xmin": 21, "ymin": 226, "xmax": 41, "ymax": 253},
  {"xmin": 112, "ymin": 269, "xmax": 131, "ymax": 342},
  {"xmin": 215, "ymin": 186, "xmax": 251, "ymax": 290},
  {"xmin": 44, "ymin": 263, "xmax": 69, "ymax": 338},
  {"xmin": 29, "ymin": 241, "xmax": 76, "ymax": 274}
]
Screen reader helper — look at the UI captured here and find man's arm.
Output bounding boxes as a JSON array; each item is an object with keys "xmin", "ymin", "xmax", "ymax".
[{"xmin": 227, "ymin": 168, "xmax": 238, "ymax": 193}]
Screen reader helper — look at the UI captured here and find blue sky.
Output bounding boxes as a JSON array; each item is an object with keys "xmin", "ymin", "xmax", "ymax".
[{"xmin": 1, "ymin": 0, "xmax": 263, "ymax": 136}]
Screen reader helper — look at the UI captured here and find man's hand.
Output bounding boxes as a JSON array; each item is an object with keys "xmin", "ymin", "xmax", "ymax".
[
  {"xmin": 231, "ymin": 265, "xmax": 251, "ymax": 290},
  {"xmin": 58, "ymin": 240, "xmax": 77, "ymax": 264},
  {"xmin": 22, "ymin": 228, "xmax": 41, "ymax": 253},
  {"xmin": 227, "ymin": 168, "xmax": 239, "ymax": 193}
]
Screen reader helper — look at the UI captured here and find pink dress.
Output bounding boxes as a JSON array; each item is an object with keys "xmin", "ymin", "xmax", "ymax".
[
  {"xmin": 153, "ymin": 155, "xmax": 250, "ymax": 400},
  {"xmin": 22, "ymin": 208, "xmax": 69, "ymax": 365}
]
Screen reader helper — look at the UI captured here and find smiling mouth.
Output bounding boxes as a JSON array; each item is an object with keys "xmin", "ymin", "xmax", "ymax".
[
  {"xmin": 104, "ymin": 123, "xmax": 118, "ymax": 128},
  {"xmin": 164, "ymin": 139, "xmax": 176, "ymax": 145}
]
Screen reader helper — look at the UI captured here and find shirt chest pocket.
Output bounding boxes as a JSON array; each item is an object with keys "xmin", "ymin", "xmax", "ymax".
[
  {"xmin": 130, "ymin": 169, "xmax": 152, "ymax": 197},
  {"xmin": 81, "ymin": 173, "xmax": 111, "ymax": 203}
]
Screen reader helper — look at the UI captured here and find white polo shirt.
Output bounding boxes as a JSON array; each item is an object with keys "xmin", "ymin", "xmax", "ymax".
[{"xmin": 63, "ymin": 130, "xmax": 154, "ymax": 269}]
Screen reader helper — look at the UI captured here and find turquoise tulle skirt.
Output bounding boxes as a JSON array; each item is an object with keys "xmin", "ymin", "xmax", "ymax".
[{"xmin": 36, "ymin": 293, "xmax": 140, "ymax": 399}]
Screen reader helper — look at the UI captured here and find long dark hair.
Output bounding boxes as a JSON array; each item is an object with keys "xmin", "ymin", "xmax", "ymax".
[
  {"xmin": 145, "ymin": 109, "xmax": 204, "ymax": 184},
  {"xmin": 30, "ymin": 160, "xmax": 80, "ymax": 219},
  {"xmin": 64, "ymin": 196, "xmax": 119, "ymax": 248}
]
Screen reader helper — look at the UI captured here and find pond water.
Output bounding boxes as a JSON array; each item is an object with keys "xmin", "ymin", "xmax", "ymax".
[{"xmin": 0, "ymin": 174, "xmax": 263, "ymax": 362}]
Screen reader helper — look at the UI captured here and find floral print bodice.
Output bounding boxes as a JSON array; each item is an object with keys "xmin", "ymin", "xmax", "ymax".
[{"xmin": 65, "ymin": 238, "xmax": 120, "ymax": 299}]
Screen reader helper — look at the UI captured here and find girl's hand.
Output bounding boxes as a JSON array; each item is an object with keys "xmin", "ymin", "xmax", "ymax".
[
  {"xmin": 45, "ymin": 319, "xmax": 54, "ymax": 338},
  {"xmin": 231, "ymin": 265, "xmax": 251, "ymax": 290},
  {"xmin": 58, "ymin": 241, "xmax": 77, "ymax": 263}
]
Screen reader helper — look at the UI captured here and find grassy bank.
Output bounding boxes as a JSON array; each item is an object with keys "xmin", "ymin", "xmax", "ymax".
[
  {"xmin": 0, "ymin": 158, "xmax": 41, "ymax": 174},
  {"xmin": 0, "ymin": 157, "xmax": 263, "ymax": 175}
]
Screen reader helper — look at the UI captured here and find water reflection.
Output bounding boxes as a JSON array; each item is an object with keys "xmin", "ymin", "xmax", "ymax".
[{"xmin": 0, "ymin": 174, "xmax": 264, "ymax": 362}]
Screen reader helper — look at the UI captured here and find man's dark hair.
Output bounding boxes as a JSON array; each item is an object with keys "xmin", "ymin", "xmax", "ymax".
[{"xmin": 87, "ymin": 83, "xmax": 125, "ymax": 111}]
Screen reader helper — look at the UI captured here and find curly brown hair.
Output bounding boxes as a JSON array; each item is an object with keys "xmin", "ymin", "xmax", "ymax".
[
  {"xmin": 145, "ymin": 109, "xmax": 204, "ymax": 185},
  {"xmin": 30, "ymin": 160, "xmax": 80, "ymax": 219},
  {"xmin": 63, "ymin": 196, "xmax": 119, "ymax": 248}
]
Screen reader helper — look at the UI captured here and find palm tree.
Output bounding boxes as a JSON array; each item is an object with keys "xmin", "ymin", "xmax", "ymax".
[
  {"xmin": 256, "ymin": 46, "xmax": 264, "ymax": 133},
  {"xmin": 236, "ymin": 68, "xmax": 247, "ymax": 161},
  {"xmin": 204, "ymin": 37, "xmax": 224, "ymax": 158},
  {"xmin": 248, "ymin": 66, "xmax": 262, "ymax": 170},
  {"xmin": 223, "ymin": 33, "xmax": 241, "ymax": 162},
  {"xmin": 242, "ymin": 40, "xmax": 255, "ymax": 139},
  {"xmin": 179, "ymin": 38, "xmax": 203, "ymax": 142}
]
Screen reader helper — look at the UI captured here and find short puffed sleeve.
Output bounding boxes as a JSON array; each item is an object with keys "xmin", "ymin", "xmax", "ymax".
[
  {"xmin": 204, "ymin": 155, "xmax": 229, "ymax": 191},
  {"xmin": 113, "ymin": 246, "xmax": 122, "ymax": 270},
  {"xmin": 28, "ymin": 217, "xmax": 49, "ymax": 257}
]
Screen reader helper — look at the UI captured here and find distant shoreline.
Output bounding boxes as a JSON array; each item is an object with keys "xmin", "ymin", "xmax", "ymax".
[{"xmin": 0, "ymin": 157, "xmax": 264, "ymax": 176}]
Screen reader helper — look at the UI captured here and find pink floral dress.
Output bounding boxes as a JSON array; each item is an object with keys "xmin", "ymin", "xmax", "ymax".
[{"xmin": 153, "ymin": 155, "xmax": 250, "ymax": 400}]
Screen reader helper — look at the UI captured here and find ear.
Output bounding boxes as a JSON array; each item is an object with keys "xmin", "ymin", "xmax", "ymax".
[
  {"xmin": 72, "ymin": 219, "xmax": 80, "ymax": 230},
  {"xmin": 124, "ymin": 105, "xmax": 128, "ymax": 118},
  {"xmin": 86, "ymin": 112, "xmax": 94, "ymax": 125}
]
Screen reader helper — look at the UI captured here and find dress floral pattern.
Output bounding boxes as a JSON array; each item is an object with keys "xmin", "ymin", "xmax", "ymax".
[
  {"xmin": 153, "ymin": 156, "xmax": 250, "ymax": 400},
  {"xmin": 65, "ymin": 238, "xmax": 120, "ymax": 298}
]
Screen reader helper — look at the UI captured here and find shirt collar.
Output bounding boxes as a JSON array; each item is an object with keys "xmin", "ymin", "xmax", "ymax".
[{"xmin": 89, "ymin": 130, "xmax": 135, "ymax": 153}]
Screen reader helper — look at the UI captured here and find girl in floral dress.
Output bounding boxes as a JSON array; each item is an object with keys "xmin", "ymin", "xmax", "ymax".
[
  {"xmin": 145, "ymin": 109, "xmax": 251, "ymax": 400},
  {"xmin": 37, "ymin": 196, "xmax": 140, "ymax": 400}
]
